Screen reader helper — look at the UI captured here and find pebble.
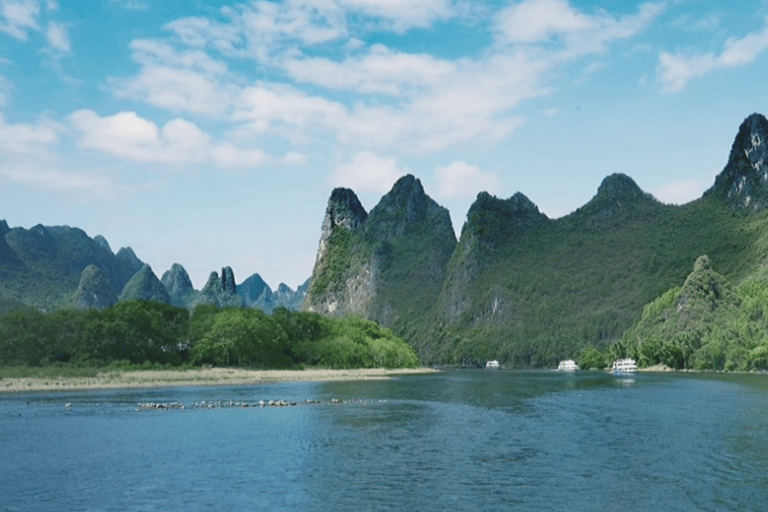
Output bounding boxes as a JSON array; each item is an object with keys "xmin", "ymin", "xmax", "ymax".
[{"xmin": 135, "ymin": 398, "xmax": 361, "ymax": 411}]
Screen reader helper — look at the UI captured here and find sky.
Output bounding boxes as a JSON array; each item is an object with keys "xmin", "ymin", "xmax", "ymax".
[{"xmin": 1, "ymin": 0, "xmax": 768, "ymax": 291}]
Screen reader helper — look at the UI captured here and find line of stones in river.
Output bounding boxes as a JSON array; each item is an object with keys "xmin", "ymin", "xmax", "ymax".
[{"xmin": 135, "ymin": 398, "xmax": 359, "ymax": 410}]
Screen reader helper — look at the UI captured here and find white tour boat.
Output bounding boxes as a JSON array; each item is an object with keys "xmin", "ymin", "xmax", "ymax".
[
  {"xmin": 485, "ymin": 360, "xmax": 500, "ymax": 369},
  {"xmin": 611, "ymin": 358, "xmax": 638, "ymax": 375},
  {"xmin": 557, "ymin": 360, "xmax": 579, "ymax": 372}
]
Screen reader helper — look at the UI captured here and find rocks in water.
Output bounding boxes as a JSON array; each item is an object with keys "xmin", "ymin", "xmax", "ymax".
[{"xmin": 135, "ymin": 398, "xmax": 360, "ymax": 410}]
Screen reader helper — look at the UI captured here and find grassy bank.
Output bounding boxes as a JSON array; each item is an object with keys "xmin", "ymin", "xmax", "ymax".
[{"xmin": 0, "ymin": 365, "xmax": 438, "ymax": 393}]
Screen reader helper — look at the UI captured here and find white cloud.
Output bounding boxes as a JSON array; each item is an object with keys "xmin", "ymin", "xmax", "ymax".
[
  {"xmin": 340, "ymin": 0, "xmax": 454, "ymax": 32},
  {"xmin": 110, "ymin": 39, "xmax": 233, "ymax": 116},
  {"xmin": 495, "ymin": 0, "xmax": 595, "ymax": 44},
  {"xmin": 110, "ymin": 1, "xmax": 662, "ymax": 154},
  {"xmin": 0, "ymin": 0, "xmax": 40, "ymax": 39},
  {"xmin": 0, "ymin": 113, "xmax": 58, "ymax": 155},
  {"xmin": 658, "ymin": 16, "xmax": 768, "ymax": 93},
  {"xmin": 0, "ymin": 165, "xmax": 125, "ymax": 196},
  {"xmin": 328, "ymin": 151, "xmax": 406, "ymax": 193},
  {"xmin": 434, "ymin": 161, "xmax": 503, "ymax": 199},
  {"xmin": 234, "ymin": 82, "xmax": 348, "ymax": 137},
  {"xmin": 653, "ymin": 178, "xmax": 706, "ymax": 205},
  {"xmin": 282, "ymin": 151, "xmax": 308, "ymax": 165},
  {"xmin": 282, "ymin": 44, "xmax": 457, "ymax": 95},
  {"xmin": 70, "ymin": 109, "xmax": 268, "ymax": 168},
  {"xmin": 45, "ymin": 20, "xmax": 68, "ymax": 52},
  {"xmin": 494, "ymin": 0, "xmax": 664, "ymax": 56},
  {"xmin": 112, "ymin": 66, "xmax": 232, "ymax": 116},
  {"xmin": 211, "ymin": 143, "xmax": 269, "ymax": 168}
]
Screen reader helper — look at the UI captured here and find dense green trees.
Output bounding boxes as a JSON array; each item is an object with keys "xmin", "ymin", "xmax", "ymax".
[
  {"xmin": 618, "ymin": 255, "xmax": 768, "ymax": 371},
  {"xmin": 0, "ymin": 302, "xmax": 419, "ymax": 369}
]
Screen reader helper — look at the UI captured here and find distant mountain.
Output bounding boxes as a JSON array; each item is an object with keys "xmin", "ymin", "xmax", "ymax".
[
  {"xmin": 74, "ymin": 264, "xmax": 119, "ymax": 310},
  {"xmin": 238, "ymin": 274, "xmax": 309, "ymax": 313},
  {"xmin": 0, "ymin": 224, "xmax": 143, "ymax": 310},
  {"xmin": 119, "ymin": 264, "xmax": 171, "ymax": 304},
  {"xmin": 238, "ymin": 273, "xmax": 270, "ymax": 308},
  {"xmin": 161, "ymin": 263, "xmax": 198, "ymax": 308},
  {"xmin": 196, "ymin": 267, "xmax": 244, "ymax": 308}
]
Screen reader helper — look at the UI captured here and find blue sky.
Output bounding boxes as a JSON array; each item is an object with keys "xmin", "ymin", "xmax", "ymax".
[{"xmin": 1, "ymin": 0, "xmax": 767, "ymax": 290}]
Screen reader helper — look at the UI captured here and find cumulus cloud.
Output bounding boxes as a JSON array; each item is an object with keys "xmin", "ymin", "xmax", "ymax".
[
  {"xmin": 433, "ymin": 161, "xmax": 503, "ymax": 199},
  {"xmin": 110, "ymin": 39, "xmax": 233, "ymax": 116},
  {"xmin": 70, "ymin": 109, "xmax": 268, "ymax": 168},
  {"xmin": 108, "ymin": 0, "xmax": 662, "ymax": 154},
  {"xmin": 328, "ymin": 151, "xmax": 406, "ymax": 193},
  {"xmin": 234, "ymin": 82, "xmax": 348, "ymax": 137},
  {"xmin": 494, "ymin": 0, "xmax": 664, "ymax": 56},
  {"xmin": 282, "ymin": 44, "xmax": 457, "ymax": 96},
  {"xmin": 495, "ymin": 0, "xmax": 595, "ymax": 43},
  {"xmin": 0, "ymin": 0, "xmax": 40, "ymax": 39},
  {"xmin": 45, "ymin": 20, "xmax": 69, "ymax": 52},
  {"xmin": 0, "ymin": 113, "xmax": 58, "ymax": 155},
  {"xmin": 658, "ymin": 16, "xmax": 768, "ymax": 93}
]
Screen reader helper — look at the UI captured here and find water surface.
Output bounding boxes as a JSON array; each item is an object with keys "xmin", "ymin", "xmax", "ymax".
[{"xmin": 2, "ymin": 371, "xmax": 766, "ymax": 511}]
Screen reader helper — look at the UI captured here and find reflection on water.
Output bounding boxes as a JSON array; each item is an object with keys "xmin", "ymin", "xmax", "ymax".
[{"xmin": 1, "ymin": 371, "xmax": 767, "ymax": 511}]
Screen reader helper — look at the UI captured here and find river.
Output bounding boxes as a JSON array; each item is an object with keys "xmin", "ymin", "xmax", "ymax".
[{"xmin": 2, "ymin": 370, "xmax": 767, "ymax": 511}]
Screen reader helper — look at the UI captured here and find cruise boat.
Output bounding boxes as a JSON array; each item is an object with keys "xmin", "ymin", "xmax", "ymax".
[
  {"xmin": 611, "ymin": 358, "xmax": 638, "ymax": 375},
  {"xmin": 485, "ymin": 360, "xmax": 500, "ymax": 369},
  {"xmin": 557, "ymin": 360, "xmax": 579, "ymax": 372}
]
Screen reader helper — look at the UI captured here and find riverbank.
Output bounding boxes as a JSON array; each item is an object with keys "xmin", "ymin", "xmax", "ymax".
[{"xmin": 0, "ymin": 367, "xmax": 439, "ymax": 393}]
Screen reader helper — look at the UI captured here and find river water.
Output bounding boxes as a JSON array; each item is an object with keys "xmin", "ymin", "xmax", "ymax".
[{"xmin": 1, "ymin": 370, "xmax": 767, "ymax": 511}]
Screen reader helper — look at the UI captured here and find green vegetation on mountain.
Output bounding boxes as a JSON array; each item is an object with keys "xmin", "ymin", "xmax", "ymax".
[
  {"xmin": 0, "ymin": 302, "xmax": 418, "ymax": 370},
  {"xmin": 417, "ymin": 190, "xmax": 751, "ymax": 367},
  {"xmin": 5, "ymin": 114, "xmax": 768, "ymax": 370},
  {"xmin": 616, "ymin": 252, "xmax": 768, "ymax": 371},
  {"xmin": 305, "ymin": 175, "xmax": 457, "ymax": 333},
  {"xmin": 304, "ymin": 113, "xmax": 768, "ymax": 369},
  {"xmin": 0, "ymin": 224, "xmax": 143, "ymax": 310}
]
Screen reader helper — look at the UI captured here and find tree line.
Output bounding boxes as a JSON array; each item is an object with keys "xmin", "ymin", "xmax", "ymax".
[{"xmin": 0, "ymin": 301, "xmax": 419, "ymax": 369}]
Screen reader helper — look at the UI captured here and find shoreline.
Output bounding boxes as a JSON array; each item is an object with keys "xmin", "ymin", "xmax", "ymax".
[{"xmin": 0, "ymin": 367, "xmax": 439, "ymax": 394}]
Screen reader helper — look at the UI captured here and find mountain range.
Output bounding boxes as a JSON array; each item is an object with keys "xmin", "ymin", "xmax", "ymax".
[
  {"xmin": 0, "ymin": 223, "xmax": 307, "ymax": 316},
  {"xmin": 305, "ymin": 113, "xmax": 768, "ymax": 367},
  {"xmin": 4, "ymin": 113, "xmax": 768, "ymax": 369}
]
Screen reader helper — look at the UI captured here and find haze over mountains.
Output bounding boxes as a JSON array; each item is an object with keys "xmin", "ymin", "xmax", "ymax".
[
  {"xmin": 3, "ymin": 113, "xmax": 768, "ymax": 368},
  {"xmin": 0, "ymin": 224, "xmax": 307, "ymax": 315}
]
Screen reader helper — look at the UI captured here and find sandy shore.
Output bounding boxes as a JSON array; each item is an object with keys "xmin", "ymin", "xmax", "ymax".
[{"xmin": 0, "ymin": 367, "xmax": 439, "ymax": 393}]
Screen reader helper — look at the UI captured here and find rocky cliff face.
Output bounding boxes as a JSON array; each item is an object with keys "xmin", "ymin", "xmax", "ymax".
[
  {"xmin": 74, "ymin": 264, "xmax": 118, "ymax": 310},
  {"xmin": 707, "ymin": 113, "xmax": 768, "ymax": 211},
  {"xmin": 119, "ymin": 264, "xmax": 171, "ymax": 304},
  {"xmin": 305, "ymin": 175, "xmax": 457, "ymax": 330},
  {"xmin": 161, "ymin": 263, "xmax": 197, "ymax": 308},
  {"xmin": 316, "ymin": 187, "xmax": 368, "ymax": 265}
]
